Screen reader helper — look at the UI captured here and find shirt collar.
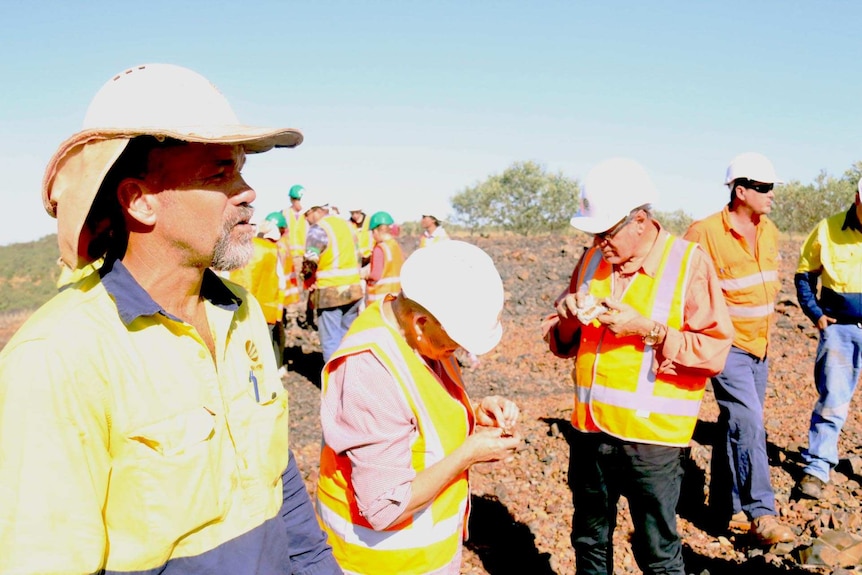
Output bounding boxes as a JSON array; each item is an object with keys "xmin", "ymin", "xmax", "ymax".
[
  {"xmin": 841, "ymin": 204, "xmax": 862, "ymax": 233},
  {"xmin": 100, "ymin": 258, "xmax": 242, "ymax": 326}
]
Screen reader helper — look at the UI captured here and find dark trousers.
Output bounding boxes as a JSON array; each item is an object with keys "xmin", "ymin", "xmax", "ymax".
[{"xmin": 568, "ymin": 431, "xmax": 685, "ymax": 575}]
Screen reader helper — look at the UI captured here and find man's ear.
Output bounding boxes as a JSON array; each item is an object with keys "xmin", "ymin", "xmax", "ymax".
[{"xmin": 117, "ymin": 178, "xmax": 157, "ymax": 227}]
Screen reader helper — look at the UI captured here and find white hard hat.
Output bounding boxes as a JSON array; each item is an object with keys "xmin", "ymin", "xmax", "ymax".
[
  {"xmin": 724, "ymin": 152, "xmax": 782, "ymax": 185},
  {"xmin": 42, "ymin": 63, "xmax": 303, "ymax": 268},
  {"xmin": 570, "ymin": 158, "xmax": 658, "ymax": 234},
  {"xmin": 400, "ymin": 240, "xmax": 504, "ymax": 356}
]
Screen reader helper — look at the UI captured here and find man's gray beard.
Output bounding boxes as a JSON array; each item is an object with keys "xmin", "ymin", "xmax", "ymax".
[{"xmin": 211, "ymin": 222, "xmax": 254, "ymax": 272}]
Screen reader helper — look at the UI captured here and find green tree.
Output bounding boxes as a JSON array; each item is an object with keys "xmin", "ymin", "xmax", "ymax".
[
  {"xmin": 451, "ymin": 161, "xmax": 580, "ymax": 235},
  {"xmin": 770, "ymin": 165, "xmax": 858, "ymax": 234},
  {"xmin": 654, "ymin": 209, "xmax": 693, "ymax": 236}
]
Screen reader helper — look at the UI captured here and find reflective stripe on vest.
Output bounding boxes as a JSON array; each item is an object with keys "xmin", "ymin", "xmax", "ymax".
[
  {"xmin": 367, "ymin": 239, "xmax": 403, "ymax": 302},
  {"xmin": 572, "ymin": 235, "xmax": 706, "ymax": 446},
  {"xmin": 316, "ymin": 216, "xmax": 361, "ymax": 287},
  {"xmin": 317, "ymin": 302, "xmax": 472, "ymax": 574}
]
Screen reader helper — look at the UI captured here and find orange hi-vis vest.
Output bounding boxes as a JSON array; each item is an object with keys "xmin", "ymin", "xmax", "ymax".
[
  {"xmin": 367, "ymin": 237, "xmax": 404, "ymax": 303},
  {"xmin": 317, "ymin": 300, "xmax": 473, "ymax": 575},
  {"xmin": 316, "ymin": 215, "xmax": 362, "ymax": 289},
  {"xmin": 686, "ymin": 208, "xmax": 780, "ymax": 359},
  {"xmin": 276, "ymin": 234, "xmax": 301, "ymax": 306},
  {"xmin": 284, "ymin": 208, "xmax": 308, "ymax": 259},
  {"xmin": 572, "ymin": 235, "xmax": 706, "ymax": 447},
  {"xmin": 228, "ymin": 237, "xmax": 281, "ymax": 324}
]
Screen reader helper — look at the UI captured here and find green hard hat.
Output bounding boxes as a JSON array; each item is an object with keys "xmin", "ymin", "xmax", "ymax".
[
  {"xmin": 369, "ymin": 211, "xmax": 395, "ymax": 230},
  {"xmin": 265, "ymin": 211, "xmax": 287, "ymax": 228},
  {"xmin": 289, "ymin": 184, "xmax": 304, "ymax": 199}
]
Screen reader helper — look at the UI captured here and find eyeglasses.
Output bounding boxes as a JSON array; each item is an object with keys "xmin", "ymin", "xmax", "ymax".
[
  {"xmin": 739, "ymin": 179, "xmax": 774, "ymax": 194},
  {"xmin": 592, "ymin": 212, "xmax": 636, "ymax": 241}
]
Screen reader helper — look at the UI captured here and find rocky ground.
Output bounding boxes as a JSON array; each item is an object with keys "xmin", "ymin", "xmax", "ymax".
[
  {"xmin": 2, "ymin": 232, "xmax": 860, "ymax": 574},
  {"xmin": 284, "ymin": 233, "xmax": 862, "ymax": 575}
]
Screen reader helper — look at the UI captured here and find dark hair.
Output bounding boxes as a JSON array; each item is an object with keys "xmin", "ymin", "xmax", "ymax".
[{"xmin": 85, "ymin": 136, "xmax": 184, "ymax": 260}]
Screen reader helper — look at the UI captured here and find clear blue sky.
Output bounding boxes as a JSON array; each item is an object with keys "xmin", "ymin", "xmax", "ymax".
[{"xmin": 1, "ymin": 0, "xmax": 860, "ymax": 246}]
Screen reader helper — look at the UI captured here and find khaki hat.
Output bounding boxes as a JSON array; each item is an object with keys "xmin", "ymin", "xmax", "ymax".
[{"xmin": 43, "ymin": 63, "xmax": 304, "ymax": 268}]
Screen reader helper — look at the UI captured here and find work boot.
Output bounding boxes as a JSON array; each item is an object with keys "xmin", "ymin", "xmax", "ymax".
[
  {"xmin": 751, "ymin": 515, "xmax": 794, "ymax": 546},
  {"xmin": 796, "ymin": 473, "xmax": 827, "ymax": 500}
]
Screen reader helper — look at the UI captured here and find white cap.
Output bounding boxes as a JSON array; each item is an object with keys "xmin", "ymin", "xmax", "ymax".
[
  {"xmin": 400, "ymin": 240, "xmax": 504, "ymax": 355},
  {"xmin": 570, "ymin": 158, "xmax": 658, "ymax": 234},
  {"xmin": 724, "ymin": 152, "xmax": 782, "ymax": 185}
]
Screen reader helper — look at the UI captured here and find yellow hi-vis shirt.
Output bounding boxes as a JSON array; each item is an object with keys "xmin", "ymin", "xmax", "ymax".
[
  {"xmin": 573, "ymin": 235, "xmax": 708, "ymax": 447},
  {"xmin": 684, "ymin": 207, "xmax": 780, "ymax": 359},
  {"xmin": 317, "ymin": 300, "xmax": 472, "ymax": 575},
  {"xmin": 0, "ymin": 260, "xmax": 310, "ymax": 574},
  {"xmin": 228, "ymin": 236, "xmax": 282, "ymax": 324}
]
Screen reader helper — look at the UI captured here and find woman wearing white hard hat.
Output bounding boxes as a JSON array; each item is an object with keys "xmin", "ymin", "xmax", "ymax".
[{"xmin": 317, "ymin": 240, "xmax": 521, "ymax": 575}]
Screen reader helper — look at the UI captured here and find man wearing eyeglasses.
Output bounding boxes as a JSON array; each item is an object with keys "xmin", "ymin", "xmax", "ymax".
[
  {"xmin": 543, "ymin": 158, "xmax": 733, "ymax": 575},
  {"xmin": 683, "ymin": 152, "xmax": 794, "ymax": 545}
]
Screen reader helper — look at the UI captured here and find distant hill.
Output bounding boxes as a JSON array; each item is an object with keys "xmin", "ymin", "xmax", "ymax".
[{"xmin": 0, "ymin": 235, "xmax": 61, "ymax": 313}]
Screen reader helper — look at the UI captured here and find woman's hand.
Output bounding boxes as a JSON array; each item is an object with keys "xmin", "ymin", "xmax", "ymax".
[
  {"xmin": 463, "ymin": 426, "xmax": 521, "ymax": 464},
  {"xmin": 475, "ymin": 395, "xmax": 519, "ymax": 433}
]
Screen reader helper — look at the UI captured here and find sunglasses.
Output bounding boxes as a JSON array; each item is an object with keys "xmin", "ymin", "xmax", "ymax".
[
  {"xmin": 592, "ymin": 211, "xmax": 636, "ymax": 241},
  {"xmin": 739, "ymin": 179, "xmax": 774, "ymax": 194}
]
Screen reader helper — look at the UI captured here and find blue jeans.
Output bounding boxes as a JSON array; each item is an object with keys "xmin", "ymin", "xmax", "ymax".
[
  {"xmin": 568, "ymin": 432, "xmax": 685, "ymax": 575},
  {"xmin": 709, "ymin": 346, "xmax": 776, "ymax": 521},
  {"xmin": 317, "ymin": 300, "xmax": 361, "ymax": 364},
  {"xmin": 802, "ymin": 323, "xmax": 862, "ymax": 482}
]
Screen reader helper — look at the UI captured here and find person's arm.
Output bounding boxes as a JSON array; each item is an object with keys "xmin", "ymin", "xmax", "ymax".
[
  {"xmin": 795, "ymin": 224, "xmax": 829, "ymax": 328},
  {"xmin": 366, "ymin": 244, "xmax": 385, "ymax": 284},
  {"xmin": 280, "ymin": 451, "xmax": 343, "ymax": 574},
  {"xmin": 542, "ymin": 256, "xmax": 588, "ymax": 358},
  {"xmin": 0, "ymin": 340, "xmax": 110, "ymax": 573}
]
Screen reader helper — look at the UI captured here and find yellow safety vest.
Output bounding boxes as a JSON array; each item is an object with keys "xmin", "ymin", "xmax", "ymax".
[
  {"xmin": 277, "ymin": 234, "xmax": 301, "ymax": 306},
  {"xmin": 354, "ymin": 217, "xmax": 373, "ymax": 260},
  {"xmin": 572, "ymin": 236, "xmax": 706, "ymax": 447},
  {"xmin": 367, "ymin": 237, "xmax": 404, "ymax": 303},
  {"xmin": 284, "ymin": 208, "xmax": 308, "ymax": 259},
  {"xmin": 316, "ymin": 215, "xmax": 362, "ymax": 289},
  {"xmin": 228, "ymin": 237, "xmax": 281, "ymax": 324},
  {"xmin": 685, "ymin": 207, "xmax": 780, "ymax": 358},
  {"xmin": 317, "ymin": 301, "xmax": 472, "ymax": 575}
]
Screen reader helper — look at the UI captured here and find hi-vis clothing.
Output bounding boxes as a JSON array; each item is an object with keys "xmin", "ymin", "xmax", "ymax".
[
  {"xmin": 544, "ymin": 226, "xmax": 733, "ymax": 448},
  {"xmin": 419, "ymin": 226, "xmax": 449, "ymax": 249},
  {"xmin": 353, "ymin": 216, "xmax": 373, "ymax": 262},
  {"xmin": 366, "ymin": 237, "xmax": 404, "ymax": 303},
  {"xmin": 284, "ymin": 207, "xmax": 308, "ymax": 259},
  {"xmin": 317, "ymin": 300, "xmax": 473, "ymax": 575},
  {"xmin": 229, "ymin": 236, "xmax": 281, "ymax": 324},
  {"xmin": 0, "ymin": 258, "xmax": 339, "ymax": 574},
  {"xmin": 307, "ymin": 215, "xmax": 363, "ymax": 310},
  {"xmin": 684, "ymin": 206, "xmax": 781, "ymax": 359},
  {"xmin": 277, "ymin": 233, "xmax": 301, "ymax": 307},
  {"xmin": 795, "ymin": 205, "xmax": 862, "ymax": 326}
]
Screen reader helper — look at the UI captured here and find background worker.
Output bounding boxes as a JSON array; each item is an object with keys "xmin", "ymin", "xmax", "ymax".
[
  {"xmin": 266, "ymin": 210, "xmax": 302, "ymax": 335},
  {"xmin": 364, "ymin": 210, "xmax": 404, "ymax": 305},
  {"xmin": 0, "ymin": 63, "xmax": 340, "ymax": 574},
  {"xmin": 683, "ymin": 152, "xmax": 794, "ymax": 545},
  {"xmin": 349, "ymin": 208, "xmax": 373, "ymax": 266},
  {"xmin": 544, "ymin": 158, "xmax": 733, "ymax": 575},
  {"xmin": 228, "ymin": 217, "xmax": 284, "ymax": 368},
  {"xmin": 419, "ymin": 212, "xmax": 450, "ymax": 248},
  {"xmin": 794, "ymin": 178, "xmax": 862, "ymax": 500},
  {"xmin": 317, "ymin": 240, "xmax": 521, "ymax": 575},
  {"xmin": 302, "ymin": 203, "xmax": 363, "ymax": 363},
  {"xmin": 283, "ymin": 184, "xmax": 310, "ymax": 327}
]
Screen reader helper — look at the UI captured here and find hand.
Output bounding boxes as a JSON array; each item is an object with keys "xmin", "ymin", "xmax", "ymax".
[
  {"xmin": 817, "ymin": 314, "xmax": 836, "ymax": 331},
  {"xmin": 464, "ymin": 426, "xmax": 521, "ymax": 464},
  {"xmin": 475, "ymin": 396, "xmax": 519, "ymax": 433},
  {"xmin": 597, "ymin": 299, "xmax": 652, "ymax": 338}
]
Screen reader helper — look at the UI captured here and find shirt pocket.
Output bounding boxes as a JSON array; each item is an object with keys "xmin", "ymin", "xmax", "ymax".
[
  {"xmin": 244, "ymin": 387, "xmax": 290, "ymax": 487},
  {"xmin": 109, "ymin": 408, "xmax": 229, "ymax": 562}
]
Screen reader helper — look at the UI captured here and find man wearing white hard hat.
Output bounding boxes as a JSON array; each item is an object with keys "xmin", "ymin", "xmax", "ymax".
[
  {"xmin": 544, "ymin": 158, "xmax": 733, "ymax": 575},
  {"xmin": 684, "ymin": 153, "xmax": 794, "ymax": 545},
  {"xmin": 317, "ymin": 240, "xmax": 521, "ymax": 575},
  {"xmin": 794, "ymin": 177, "xmax": 862, "ymax": 500},
  {"xmin": 0, "ymin": 64, "xmax": 341, "ymax": 574}
]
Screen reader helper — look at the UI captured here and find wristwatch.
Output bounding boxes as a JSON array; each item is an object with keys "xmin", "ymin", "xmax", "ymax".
[{"xmin": 643, "ymin": 322, "xmax": 662, "ymax": 346}]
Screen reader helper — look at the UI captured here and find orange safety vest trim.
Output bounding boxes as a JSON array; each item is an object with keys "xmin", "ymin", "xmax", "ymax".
[
  {"xmin": 276, "ymin": 234, "xmax": 301, "ymax": 306},
  {"xmin": 284, "ymin": 208, "xmax": 308, "ymax": 258},
  {"xmin": 228, "ymin": 237, "xmax": 281, "ymax": 324},
  {"xmin": 316, "ymin": 216, "xmax": 362, "ymax": 289},
  {"xmin": 685, "ymin": 208, "xmax": 780, "ymax": 358},
  {"xmin": 317, "ymin": 301, "xmax": 473, "ymax": 575},
  {"xmin": 367, "ymin": 238, "xmax": 404, "ymax": 303},
  {"xmin": 572, "ymin": 235, "xmax": 706, "ymax": 447}
]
